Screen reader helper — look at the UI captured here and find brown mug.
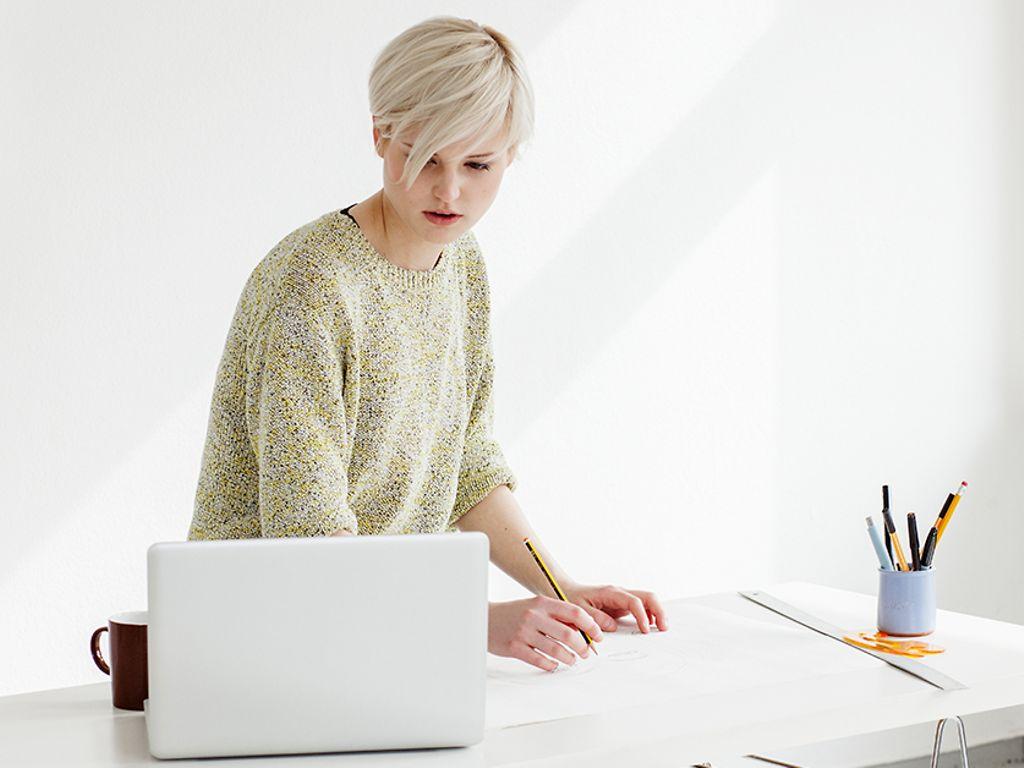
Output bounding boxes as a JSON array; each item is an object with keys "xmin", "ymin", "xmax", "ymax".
[{"xmin": 90, "ymin": 611, "xmax": 148, "ymax": 710}]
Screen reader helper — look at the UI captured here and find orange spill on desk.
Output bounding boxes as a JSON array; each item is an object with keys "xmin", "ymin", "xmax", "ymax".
[{"xmin": 841, "ymin": 631, "xmax": 945, "ymax": 658}]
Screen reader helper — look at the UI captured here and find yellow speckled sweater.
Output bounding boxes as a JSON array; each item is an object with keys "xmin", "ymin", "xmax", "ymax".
[{"xmin": 187, "ymin": 205, "xmax": 517, "ymax": 540}]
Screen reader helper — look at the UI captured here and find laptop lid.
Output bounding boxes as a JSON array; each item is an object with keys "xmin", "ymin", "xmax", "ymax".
[{"xmin": 145, "ymin": 532, "xmax": 489, "ymax": 759}]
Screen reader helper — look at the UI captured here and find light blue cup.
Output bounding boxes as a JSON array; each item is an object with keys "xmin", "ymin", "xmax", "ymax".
[{"xmin": 877, "ymin": 566, "xmax": 936, "ymax": 636}]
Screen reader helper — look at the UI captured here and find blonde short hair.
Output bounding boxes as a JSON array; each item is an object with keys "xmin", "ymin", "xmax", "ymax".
[{"xmin": 368, "ymin": 16, "xmax": 535, "ymax": 190}]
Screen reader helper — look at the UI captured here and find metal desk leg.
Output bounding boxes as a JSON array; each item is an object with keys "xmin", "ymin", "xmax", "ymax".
[{"xmin": 930, "ymin": 716, "xmax": 970, "ymax": 768}]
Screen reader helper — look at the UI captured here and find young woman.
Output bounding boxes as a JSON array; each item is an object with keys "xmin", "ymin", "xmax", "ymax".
[{"xmin": 188, "ymin": 16, "xmax": 667, "ymax": 672}]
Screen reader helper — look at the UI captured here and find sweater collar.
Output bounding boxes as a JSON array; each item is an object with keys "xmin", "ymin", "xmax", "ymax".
[{"xmin": 336, "ymin": 206, "xmax": 455, "ymax": 290}]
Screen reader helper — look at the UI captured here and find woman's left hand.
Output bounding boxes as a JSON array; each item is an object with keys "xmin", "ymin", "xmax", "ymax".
[{"xmin": 562, "ymin": 583, "xmax": 668, "ymax": 634}]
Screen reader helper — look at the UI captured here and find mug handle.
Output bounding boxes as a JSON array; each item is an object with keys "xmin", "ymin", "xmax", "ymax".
[{"xmin": 90, "ymin": 626, "xmax": 110, "ymax": 675}]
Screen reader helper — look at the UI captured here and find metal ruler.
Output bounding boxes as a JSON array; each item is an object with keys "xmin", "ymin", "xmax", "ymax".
[{"xmin": 738, "ymin": 590, "xmax": 966, "ymax": 691}]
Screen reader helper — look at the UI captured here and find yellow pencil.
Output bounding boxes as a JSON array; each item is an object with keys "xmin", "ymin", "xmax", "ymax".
[
  {"xmin": 889, "ymin": 530, "xmax": 909, "ymax": 572},
  {"xmin": 936, "ymin": 481, "xmax": 967, "ymax": 545},
  {"xmin": 522, "ymin": 537, "xmax": 597, "ymax": 655},
  {"xmin": 882, "ymin": 510, "xmax": 909, "ymax": 571}
]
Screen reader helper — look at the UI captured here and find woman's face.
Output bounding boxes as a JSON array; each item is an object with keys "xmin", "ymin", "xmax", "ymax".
[{"xmin": 375, "ymin": 122, "xmax": 512, "ymax": 246}]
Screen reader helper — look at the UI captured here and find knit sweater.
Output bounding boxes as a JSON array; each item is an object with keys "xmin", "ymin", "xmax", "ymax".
[{"xmin": 187, "ymin": 205, "xmax": 517, "ymax": 540}]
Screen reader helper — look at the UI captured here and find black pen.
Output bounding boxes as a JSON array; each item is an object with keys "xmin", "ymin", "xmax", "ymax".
[
  {"xmin": 881, "ymin": 485, "xmax": 893, "ymax": 567},
  {"xmin": 920, "ymin": 527, "xmax": 938, "ymax": 568},
  {"xmin": 907, "ymin": 512, "xmax": 921, "ymax": 571}
]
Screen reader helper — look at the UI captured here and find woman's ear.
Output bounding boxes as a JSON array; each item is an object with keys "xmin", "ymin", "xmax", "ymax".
[{"xmin": 371, "ymin": 116, "xmax": 386, "ymax": 158}]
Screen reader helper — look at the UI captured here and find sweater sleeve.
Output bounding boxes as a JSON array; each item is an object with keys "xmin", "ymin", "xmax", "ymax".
[
  {"xmin": 449, "ymin": 300, "xmax": 518, "ymax": 530},
  {"xmin": 245, "ymin": 296, "xmax": 358, "ymax": 537}
]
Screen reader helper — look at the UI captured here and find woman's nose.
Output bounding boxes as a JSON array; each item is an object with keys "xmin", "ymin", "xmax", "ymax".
[{"xmin": 433, "ymin": 168, "xmax": 460, "ymax": 203}]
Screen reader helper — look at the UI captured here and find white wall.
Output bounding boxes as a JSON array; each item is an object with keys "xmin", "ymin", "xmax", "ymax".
[{"xmin": 2, "ymin": 0, "xmax": 1021, "ymax": 722}]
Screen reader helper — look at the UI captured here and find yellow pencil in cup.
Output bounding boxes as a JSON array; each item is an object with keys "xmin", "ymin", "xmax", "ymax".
[
  {"xmin": 936, "ymin": 481, "xmax": 967, "ymax": 545},
  {"xmin": 881, "ymin": 509, "xmax": 909, "ymax": 571},
  {"xmin": 522, "ymin": 537, "xmax": 597, "ymax": 656}
]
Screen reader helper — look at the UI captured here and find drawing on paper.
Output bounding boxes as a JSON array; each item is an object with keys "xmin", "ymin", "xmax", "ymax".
[{"xmin": 488, "ymin": 653, "xmax": 603, "ymax": 685}]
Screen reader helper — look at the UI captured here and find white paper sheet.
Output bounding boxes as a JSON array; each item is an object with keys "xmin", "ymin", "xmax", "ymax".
[{"xmin": 485, "ymin": 600, "xmax": 884, "ymax": 730}]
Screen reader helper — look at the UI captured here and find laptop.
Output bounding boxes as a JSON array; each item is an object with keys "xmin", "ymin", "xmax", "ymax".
[{"xmin": 144, "ymin": 532, "xmax": 489, "ymax": 759}]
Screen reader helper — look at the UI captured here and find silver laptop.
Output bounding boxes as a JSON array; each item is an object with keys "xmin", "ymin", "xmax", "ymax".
[{"xmin": 145, "ymin": 532, "xmax": 489, "ymax": 759}]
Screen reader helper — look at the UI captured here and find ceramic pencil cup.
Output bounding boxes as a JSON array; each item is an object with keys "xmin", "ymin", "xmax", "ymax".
[{"xmin": 877, "ymin": 566, "xmax": 936, "ymax": 637}]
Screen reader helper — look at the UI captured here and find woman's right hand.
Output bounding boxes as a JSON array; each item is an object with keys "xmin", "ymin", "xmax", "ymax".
[{"xmin": 488, "ymin": 596, "xmax": 604, "ymax": 672}]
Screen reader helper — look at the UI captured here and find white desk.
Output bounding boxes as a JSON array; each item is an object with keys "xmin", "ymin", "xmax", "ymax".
[{"xmin": 3, "ymin": 581, "xmax": 1024, "ymax": 767}]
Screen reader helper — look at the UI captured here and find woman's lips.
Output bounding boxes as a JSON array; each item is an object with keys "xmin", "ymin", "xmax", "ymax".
[{"xmin": 423, "ymin": 211, "xmax": 463, "ymax": 226}]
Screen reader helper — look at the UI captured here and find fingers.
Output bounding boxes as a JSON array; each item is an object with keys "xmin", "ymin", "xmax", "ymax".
[
  {"xmin": 513, "ymin": 644, "xmax": 558, "ymax": 672},
  {"xmin": 544, "ymin": 598, "xmax": 604, "ymax": 642},
  {"xmin": 593, "ymin": 587, "xmax": 667, "ymax": 633},
  {"xmin": 644, "ymin": 591, "xmax": 669, "ymax": 631},
  {"xmin": 532, "ymin": 633, "xmax": 580, "ymax": 667},
  {"xmin": 624, "ymin": 592, "xmax": 650, "ymax": 633},
  {"xmin": 509, "ymin": 635, "xmax": 579, "ymax": 673},
  {"xmin": 622, "ymin": 589, "xmax": 668, "ymax": 631},
  {"xmin": 582, "ymin": 604, "xmax": 619, "ymax": 633},
  {"xmin": 539, "ymin": 612, "xmax": 594, "ymax": 657}
]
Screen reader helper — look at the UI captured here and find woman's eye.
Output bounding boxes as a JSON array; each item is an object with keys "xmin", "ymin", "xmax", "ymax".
[{"xmin": 415, "ymin": 156, "xmax": 489, "ymax": 171}]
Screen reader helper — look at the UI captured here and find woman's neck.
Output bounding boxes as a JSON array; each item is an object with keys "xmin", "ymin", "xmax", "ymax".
[{"xmin": 349, "ymin": 192, "xmax": 443, "ymax": 271}]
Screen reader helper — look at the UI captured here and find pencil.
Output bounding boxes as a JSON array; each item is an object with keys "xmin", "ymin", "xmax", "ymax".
[
  {"xmin": 931, "ymin": 492, "xmax": 955, "ymax": 541},
  {"xmin": 882, "ymin": 509, "xmax": 909, "ymax": 571},
  {"xmin": 936, "ymin": 481, "xmax": 968, "ymax": 545},
  {"xmin": 522, "ymin": 537, "xmax": 597, "ymax": 655}
]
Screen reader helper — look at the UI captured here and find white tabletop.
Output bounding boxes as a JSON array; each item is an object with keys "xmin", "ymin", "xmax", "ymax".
[{"xmin": 4, "ymin": 581, "xmax": 1024, "ymax": 767}]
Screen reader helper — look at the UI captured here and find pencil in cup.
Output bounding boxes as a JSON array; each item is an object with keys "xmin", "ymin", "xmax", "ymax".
[
  {"xmin": 522, "ymin": 537, "xmax": 597, "ymax": 655},
  {"xmin": 881, "ymin": 509, "xmax": 909, "ymax": 571},
  {"xmin": 936, "ymin": 481, "xmax": 967, "ymax": 545}
]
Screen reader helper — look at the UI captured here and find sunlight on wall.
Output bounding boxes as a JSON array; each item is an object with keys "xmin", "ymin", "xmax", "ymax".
[
  {"xmin": 484, "ymin": 1, "xmax": 777, "ymax": 311},
  {"xmin": 492, "ymin": 165, "xmax": 781, "ymax": 601}
]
